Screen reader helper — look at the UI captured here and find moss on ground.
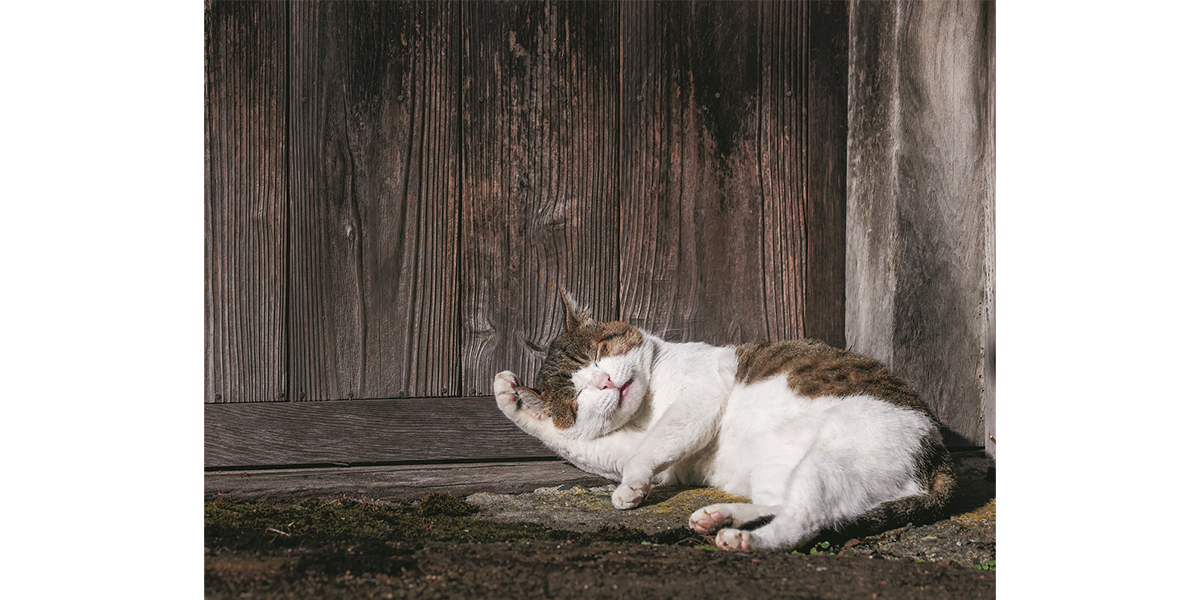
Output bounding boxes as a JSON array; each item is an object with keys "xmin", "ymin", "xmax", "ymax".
[
  {"xmin": 949, "ymin": 498, "xmax": 996, "ymax": 525},
  {"xmin": 642, "ymin": 486, "xmax": 748, "ymax": 515}
]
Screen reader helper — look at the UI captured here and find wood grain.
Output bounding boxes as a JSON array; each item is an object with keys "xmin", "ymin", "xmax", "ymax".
[
  {"xmin": 205, "ymin": 461, "xmax": 609, "ymax": 502},
  {"xmin": 204, "ymin": 1, "xmax": 289, "ymax": 403},
  {"xmin": 803, "ymin": 1, "xmax": 848, "ymax": 348},
  {"xmin": 619, "ymin": 1, "xmax": 769, "ymax": 346},
  {"xmin": 289, "ymin": 1, "xmax": 461, "ymax": 401},
  {"xmin": 846, "ymin": 0, "xmax": 995, "ymax": 447},
  {"xmin": 758, "ymin": 1, "xmax": 848, "ymax": 347},
  {"xmin": 758, "ymin": 0, "xmax": 808, "ymax": 344},
  {"xmin": 460, "ymin": 1, "xmax": 621, "ymax": 395},
  {"xmin": 980, "ymin": 1, "xmax": 996, "ymax": 458},
  {"xmin": 204, "ymin": 397, "xmax": 556, "ymax": 469}
]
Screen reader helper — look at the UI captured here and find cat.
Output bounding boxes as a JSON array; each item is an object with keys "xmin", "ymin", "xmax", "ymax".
[{"xmin": 492, "ymin": 293, "xmax": 955, "ymax": 552}]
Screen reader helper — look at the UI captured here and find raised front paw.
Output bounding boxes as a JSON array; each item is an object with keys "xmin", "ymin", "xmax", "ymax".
[
  {"xmin": 494, "ymin": 371, "xmax": 545, "ymax": 423},
  {"xmin": 493, "ymin": 371, "xmax": 522, "ymax": 416},
  {"xmin": 612, "ymin": 480, "xmax": 650, "ymax": 510}
]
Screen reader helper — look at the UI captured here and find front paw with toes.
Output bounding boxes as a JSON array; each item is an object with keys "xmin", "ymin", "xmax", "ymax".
[
  {"xmin": 493, "ymin": 371, "xmax": 522, "ymax": 416},
  {"xmin": 612, "ymin": 481, "xmax": 650, "ymax": 510}
]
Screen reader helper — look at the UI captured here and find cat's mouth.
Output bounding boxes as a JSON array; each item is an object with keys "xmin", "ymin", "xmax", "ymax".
[{"xmin": 617, "ymin": 381, "xmax": 634, "ymax": 404}]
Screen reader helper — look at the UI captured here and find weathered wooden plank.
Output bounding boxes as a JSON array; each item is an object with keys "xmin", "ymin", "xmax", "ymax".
[
  {"xmin": 758, "ymin": 1, "xmax": 848, "ymax": 347},
  {"xmin": 204, "ymin": 0, "xmax": 288, "ymax": 403},
  {"xmin": 205, "ymin": 461, "xmax": 609, "ymax": 502},
  {"xmin": 758, "ymin": 0, "xmax": 808, "ymax": 344},
  {"xmin": 803, "ymin": 1, "xmax": 848, "ymax": 348},
  {"xmin": 980, "ymin": 1, "xmax": 996, "ymax": 458},
  {"xmin": 460, "ymin": 1, "xmax": 621, "ymax": 394},
  {"xmin": 204, "ymin": 397, "xmax": 556, "ymax": 469},
  {"xmin": 620, "ymin": 1, "xmax": 769, "ymax": 345},
  {"xmin": 289, "ymin": 1, "xmax": 461, "ymax": 401},
  {"xmin": 846, "ymin": 0, "xmax": 995, "ymax": 448}
]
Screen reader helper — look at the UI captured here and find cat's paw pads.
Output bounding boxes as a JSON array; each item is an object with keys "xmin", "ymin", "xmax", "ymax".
[
  {"xmin": 493, "ymin": 371, "xmax": 545, "ymax": 420},
  {"xmin": 715, "ymin": 528, "xmax": 753, "ymax": 552},
  {"xmin": 612, "ymin": 481, "xmax": 650, "ymax": 510},
  {"xmin": 493, "ymin": 371, "xmax": 521, "ymax": 413},
  {"xmin": 688, "ymin": 505, "xmax": 732, "ymax": 535}
]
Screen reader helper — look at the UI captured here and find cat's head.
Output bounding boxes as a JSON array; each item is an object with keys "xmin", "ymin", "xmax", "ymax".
[{"xmin": 514, "ymin": 292, "xmax": 652, "ymax": 439}]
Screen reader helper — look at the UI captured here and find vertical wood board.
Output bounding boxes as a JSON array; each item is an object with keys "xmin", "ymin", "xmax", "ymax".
[
  {"xmin": 460, "ymin": 1, "xmax": 621, "ymax": 394},
  {"xmin": 758, "ymin": 0, "xmax": 809, "ymax": 344},
  {"xmin": 758, "ymin": 0, "xmax": 848, "ymax": 347},
  {"xmin": 204, "ymin": 1, "xmax": 289, "ymax": 403},
  {"xmin": 846, "ymin": 0, "xmax": 995, "ymax": 447},
  {"xmin": 289, "ymin": 1, "xmax": 461, "ymax": 402},
  {"xmin": 620, "ymin": 1, "xmax": 846, "ymax": 348},
  {"xmin": 619, "ymin": 1, "xmax": 768, "ymax": 346},
  {"xmin": 980, "ymin": 0, "xmax": 996, "ymax": 457},
  {"xmin": 845, "ymin": 0, "xmax": 900, "ymax": 369},
  {"xmin": 802, "ymin": 1, "xmax": 849, "ymax": 347}
]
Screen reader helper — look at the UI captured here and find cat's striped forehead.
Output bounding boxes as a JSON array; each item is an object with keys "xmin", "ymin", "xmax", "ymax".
[{"xmin": 533, "ymin": 321, "xmax": 644, "ymax": 428}]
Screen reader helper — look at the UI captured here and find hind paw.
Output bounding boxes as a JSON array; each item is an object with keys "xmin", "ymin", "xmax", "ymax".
[
  {"xmin": 689, "ymin": 505, "xmax": 732, "ymax": 535},
  {"xmin": 715, "ymin": 528, "xmax": 753, "ymax": 552}
]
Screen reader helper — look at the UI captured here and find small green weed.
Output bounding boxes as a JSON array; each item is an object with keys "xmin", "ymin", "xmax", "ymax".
[
  {"xmin": 974, "ymin": 559, "xmax": 996, "ymax": 571},
  {"xmin": 790, "ymin": 540, "xmax": 833, "ymax": 555}
]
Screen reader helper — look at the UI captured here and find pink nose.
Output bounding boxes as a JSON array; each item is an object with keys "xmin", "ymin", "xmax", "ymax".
[{"xmin": 591, "ymin": 371, "xmax": 617, "ymax": 390}]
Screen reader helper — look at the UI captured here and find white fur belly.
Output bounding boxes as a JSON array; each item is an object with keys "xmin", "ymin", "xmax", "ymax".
[{"xmin": 705, "ymin": 375, "xmax": 934, "ymax": 504}]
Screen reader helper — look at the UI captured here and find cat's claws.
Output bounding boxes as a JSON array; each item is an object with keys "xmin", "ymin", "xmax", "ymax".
[
  {"xmin": 493, "ymin": 371, "xmax": 521, "ymax": 415},
  {"xmin": 612, "ymin": 481, "xmax": 650, "ymax": 510},
  {"xmin": 715, "ymin": 528, "xmax": 753, "ymax": 552}
]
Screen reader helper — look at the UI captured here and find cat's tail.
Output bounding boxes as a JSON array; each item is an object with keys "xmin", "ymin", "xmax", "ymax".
[{"xmin": 839, "ymin": 447, "xmax": 957, "ymax": 537}]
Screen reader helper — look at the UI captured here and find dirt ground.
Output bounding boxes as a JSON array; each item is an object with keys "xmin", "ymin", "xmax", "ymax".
[{"xmin": 205, "ymin": 452, "xmax": 994, "ymax": 599}]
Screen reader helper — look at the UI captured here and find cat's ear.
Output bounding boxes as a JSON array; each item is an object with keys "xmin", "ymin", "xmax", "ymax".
[{"xmin": 558, "ymin": 287, "xmax": 593, "ymax": 332}]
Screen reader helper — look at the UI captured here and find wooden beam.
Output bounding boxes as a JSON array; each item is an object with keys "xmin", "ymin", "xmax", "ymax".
[
  {"xmin": 205, "ymin": 397, "xmax": 556, "ymax": 469},
  {"xmin": 205, "ymin": 460, "xmax": 609, "ymax": 502}
]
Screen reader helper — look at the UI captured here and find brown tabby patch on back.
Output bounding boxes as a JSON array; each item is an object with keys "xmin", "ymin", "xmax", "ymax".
[
  {"xmin": 735, "ymin": 340, "xmax": 930, "ymax": 415},
  {"xmin": 736, "ymin": 340, "xmax": 954, "ymax": 498},
  {"xmin": 532, "ymin": 321, "xmax": 645, "ymax": 429}
]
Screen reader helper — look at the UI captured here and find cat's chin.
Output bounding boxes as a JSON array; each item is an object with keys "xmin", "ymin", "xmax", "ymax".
[{"xmin": 562, "ymin": 390, "xmax": 644, "ymax": 440}]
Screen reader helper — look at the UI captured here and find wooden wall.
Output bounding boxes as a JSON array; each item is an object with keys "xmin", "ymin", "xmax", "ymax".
[
  {"xmin": 846, "ymin": 0, "xmax": 996, "ymax": 453},
  {"xmin": 205, "ymin": 0, "xmax": 846, "ymax": 409},
  {"xmin": 205, "ymin": 0, "xmax": 995, "ymax": 467}
]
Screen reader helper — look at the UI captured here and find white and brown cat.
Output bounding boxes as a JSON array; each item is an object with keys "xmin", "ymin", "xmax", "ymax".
[{"xmin": 493, "ymin": 294, "xmax": 954, "ymax": 552}]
